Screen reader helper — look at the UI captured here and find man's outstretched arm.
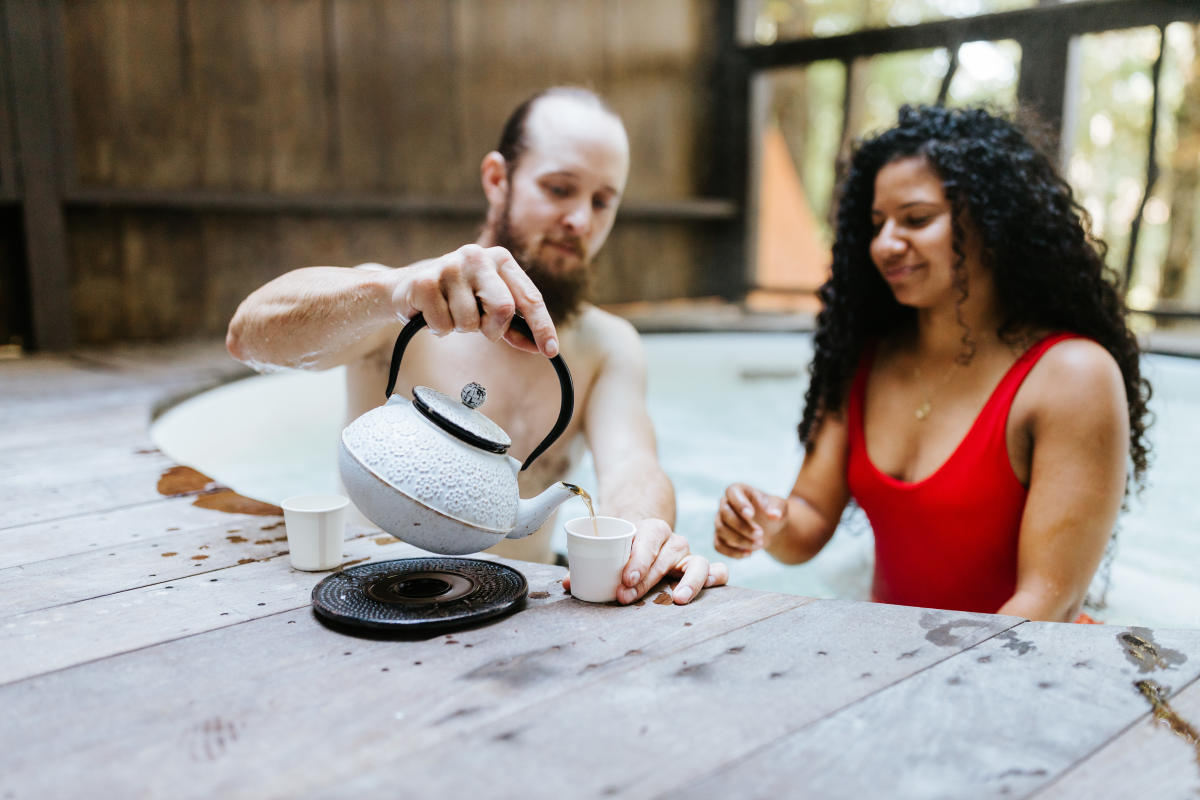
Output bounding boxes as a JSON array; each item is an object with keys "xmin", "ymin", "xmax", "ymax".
[{"xmin": 226, "ymin": 245, "xmax": 558, "ymax": 372}]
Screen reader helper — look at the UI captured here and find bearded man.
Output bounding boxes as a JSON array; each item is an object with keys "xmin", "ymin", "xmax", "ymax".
[{"xmin": 226, "ymin": 87, "xmax": 726, "ymax": 605}]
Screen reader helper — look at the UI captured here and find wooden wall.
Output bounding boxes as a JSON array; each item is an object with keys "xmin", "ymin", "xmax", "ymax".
[{"xmin": 26, "ymin": 0, "xmax": 739, "ymax": 344}]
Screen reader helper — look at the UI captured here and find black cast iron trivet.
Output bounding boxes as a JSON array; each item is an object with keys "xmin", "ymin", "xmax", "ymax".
[{"xmin": 311, "ymin": 557, "xmax": 528, "ymax": 633}]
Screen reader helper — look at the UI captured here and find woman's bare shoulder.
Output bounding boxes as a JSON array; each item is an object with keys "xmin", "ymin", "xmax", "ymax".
[{"xmin": 1024, "ymin": 336, "xmax": 1127, "ymax": 421}]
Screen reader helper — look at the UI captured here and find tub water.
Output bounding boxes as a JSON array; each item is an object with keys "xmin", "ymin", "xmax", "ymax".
[{"xmin": 151, "ymin": 332, "xmax": 1200, "ymax": 628}]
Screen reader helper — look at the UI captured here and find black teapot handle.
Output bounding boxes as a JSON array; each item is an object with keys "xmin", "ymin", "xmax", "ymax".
[{"xmin": 384, "ymin": 313, "xmax": 575, "ymax": 473}]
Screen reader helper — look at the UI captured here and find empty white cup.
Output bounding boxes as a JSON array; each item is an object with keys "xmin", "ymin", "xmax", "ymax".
[
  {"xmin": 565, "ymin": 516, "xmax": 636, "ymax": 603},
  {"xmin": 281, "ymin": 494, "xmax": 349, "ymax": 571}
]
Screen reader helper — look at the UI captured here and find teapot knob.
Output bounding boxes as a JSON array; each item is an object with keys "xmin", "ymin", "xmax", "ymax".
[{"xmin": 461, "ymin": 382, "xmax": 486, "ymax": 409}]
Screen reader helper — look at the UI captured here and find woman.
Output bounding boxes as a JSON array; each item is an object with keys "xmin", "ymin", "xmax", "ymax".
[{"xmin": 714, "ymin": 105, "xmax": 1151, "ymax": 622}]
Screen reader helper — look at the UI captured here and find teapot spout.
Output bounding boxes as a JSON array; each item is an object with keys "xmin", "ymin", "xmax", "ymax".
[{"xmin": 507, "ymin": 481, "xmax": 580, "ymax": 540}]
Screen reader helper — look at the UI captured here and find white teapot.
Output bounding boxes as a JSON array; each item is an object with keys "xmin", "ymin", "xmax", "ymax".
[{"xmin": 338, "ymin": 314, "xmax": 579, "ymax": 555}]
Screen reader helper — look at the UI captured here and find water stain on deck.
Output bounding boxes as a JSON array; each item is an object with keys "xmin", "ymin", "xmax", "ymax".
[
  {"xmin": 653, "ymin": 591, "xmax": 673, "ymax": 605},
  {"xmin": 374, "ymin": 536, "xmax": 401, "ymax": 546},
  {"xmin": 1135, "ymin": 679, "xmax": 1200, "ymax": 768},
  {"xmin": 156, "ymin": 466, "xmax": 282, "ymax": 516},
  {"xmin": 1120, "ymin": 628, "xmax": 1186, "ymax": 673},
  {"xmin": 921, "ymin": 613, "xmax": 992, "ymax": 647}
]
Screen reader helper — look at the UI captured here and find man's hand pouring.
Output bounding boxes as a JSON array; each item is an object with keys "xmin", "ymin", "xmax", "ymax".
[{"xmin": 393, "ymin": 244, "xmax": 559, "ymax": 358}]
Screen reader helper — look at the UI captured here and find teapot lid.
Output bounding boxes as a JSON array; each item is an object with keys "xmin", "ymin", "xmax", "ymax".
[{"xmin": 412, "ymin": 384, "xmax": 511, "ymax": 454}]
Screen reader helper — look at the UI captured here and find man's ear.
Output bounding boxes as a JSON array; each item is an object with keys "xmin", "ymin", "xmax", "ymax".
[{"xmin": 481, "ymin": 151, "xmax": 509, "ymax": 207}]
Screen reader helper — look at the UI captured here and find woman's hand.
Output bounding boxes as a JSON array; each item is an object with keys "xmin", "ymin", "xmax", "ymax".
[{"xmin": 714, "ymin": 483, "xmax": 788, "ymax": 559}]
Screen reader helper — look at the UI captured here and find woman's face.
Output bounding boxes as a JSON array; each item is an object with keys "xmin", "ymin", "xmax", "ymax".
[{"xmin": 868, "ymin": 155, "xmax": 981, "ymax": 309}]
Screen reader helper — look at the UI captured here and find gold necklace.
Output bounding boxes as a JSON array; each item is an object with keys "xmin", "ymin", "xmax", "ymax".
[{"xmin": 912, "ymin": 359, "xmax": 962, "ymax": 421}]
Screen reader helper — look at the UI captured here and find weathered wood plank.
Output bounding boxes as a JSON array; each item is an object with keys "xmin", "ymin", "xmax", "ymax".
[
  {"xmin": 682, "ymin": 621, "xmax": 1200, "ymax": 799},
  {"xmin": 0, "ymin": 581, "xmax": 802, "ymax": 799},
  {"xmin": 303, "ymin": 600, "xmax": 1021, "ymax": 798},
  {"xmin": 0, "ymin": 495, "xmax": 266, "ymax": 570},
  {"xmin": 0, "ymin": 455, "xmax": 184, "ymax": 528},
  {"xmin": 0, "ymin": 529, "xmax": 416, "ymax": 685},
  {"xmin": 0, "ymin": 512, "xmax": 375, "ymax": 617},
  {"xmin": 1031, "ymin": 674, "xmax": 1200, "ymax": 797}
]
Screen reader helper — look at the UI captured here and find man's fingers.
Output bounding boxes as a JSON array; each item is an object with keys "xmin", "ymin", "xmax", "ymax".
[
  {"xmin": 406, "ymin": 268, "xmax": 454, "ymax": 334},
  {"xmin": 489, "ymin": 247, "xmax": 558, "ymax": 357},
  {"xmin": 670, "ymin": 554, "xmax": 710, "ymax": 604},
  {"xmin": 705, "ymin": 561, "xmax": 730, "ymax": 587},
  {"xmin": 470, "ymin": 269, "xmax": 516, "ymax": 343},
  {"xmin": 620, "ymin": 532, "xmax": 689, "ymax": 604}
]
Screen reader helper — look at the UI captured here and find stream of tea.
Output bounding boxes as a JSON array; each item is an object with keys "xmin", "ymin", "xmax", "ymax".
[{"xmin": 568, "ymin": 484, "xmax": 600, "ymax": 537}]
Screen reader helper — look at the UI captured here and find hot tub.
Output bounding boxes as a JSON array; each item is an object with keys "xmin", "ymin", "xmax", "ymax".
[{"xmin": 151, "ymin": 332, "xmax": 1200, "ymax": 628}]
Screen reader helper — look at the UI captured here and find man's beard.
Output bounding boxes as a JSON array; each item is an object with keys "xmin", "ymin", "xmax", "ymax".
[{"xmin": 493, "ymin": 205, "xmax": 591, "ymax": 325}]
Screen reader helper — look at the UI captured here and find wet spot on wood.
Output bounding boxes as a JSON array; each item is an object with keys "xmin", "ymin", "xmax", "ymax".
[
  {"xmin": 135, "ymin": 446, "xmax": 162, "ymax": 455},
  {"xmin": 434, "ymin": 707, "xmax": 482, "ymax": 725},
  {"xmin": 675, "ymin": 661, "xmax": 711, "ymax": 678},
  {"xmin": 157, "ymin": 466, "xmax": 216, "ymax": 496},
  {"xmin": 254, "ymin": 539, "xmax": 274, "ymax": 545},
  {"xmin": 374, "ymin": 535, "xmax": 401, "ymax": 546},
  {"xmin": 259, "ymin": 520, "xmax": 284, "ymax": 531},
  {"xmin": 237, "ymin": 558, "xmax": 257, "ymax": 565},
  {"xmin": 462, "ymin": 645, "xmax": 563, "ymax": 686},
  {"xmin": 166, "ymin": 527, "xmax": 180, "ymax": 532},
  {"xmin": 161, "ymin": 552, "xmax": 177, "ymax": 557},
  {"xmin": 653, "ymin": 591, "xmax": 673, "ymax": 605},
  {"xmin": 199, "ymin": 544, "xmax": 210, "ymax": 550},
  {"xmin": 193, "ymin": 489, "xmax": 282, "ymax": 517},
  {"xmin": 191, "ymin": 555, "xmax": 209, "ymax": 561},
  {"xmin": 1136, "ymin": 679, "xmax": 1200, "ymax": 765},
  {"xmin": 226, "ymin": 535, "xmax": 247, "ymax": 544},
  {"xmin": 997, "ymin": 631, "xmax": 1036, "ymax": 656},
  {"xmin": 529, "ymin": 591, "xmax": 549, "ymax": 599},
  {"xmin": 1121, "ymin": 628, "xmax": 1186, "ymax": 673},
  {"xmin": 925, "ymin": 618, "xmax": 990, "ymax": 648}
]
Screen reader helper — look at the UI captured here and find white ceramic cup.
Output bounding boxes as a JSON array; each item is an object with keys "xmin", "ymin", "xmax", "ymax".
[
  {"xmin": 565, "ymin": 516, "xmax": 636, "ymax": 603},
  {"xmin": 281, "ymin": 494, "xmax": 349, "ymax": 571}
]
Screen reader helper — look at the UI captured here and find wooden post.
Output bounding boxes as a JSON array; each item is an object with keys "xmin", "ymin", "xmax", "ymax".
[
  {"xmin": 710, "ymin": 0, "xmax": 749, "ymax": 301},
  {"xmin": 3, "ymin": 0, "xmax": 73, "ymax": 350}
]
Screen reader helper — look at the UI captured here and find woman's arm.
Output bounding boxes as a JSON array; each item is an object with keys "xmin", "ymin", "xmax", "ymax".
[
  {"xmin": 998, "ymin": 340, "xmax": 1129, "ymax": 622},
  {"xmin": 714, "ymin": 411, "xmax": 852, "ymax": 564}
]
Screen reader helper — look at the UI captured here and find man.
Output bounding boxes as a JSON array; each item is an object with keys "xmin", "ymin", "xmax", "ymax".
[{"xmin": 227, "ymin": 87, "xmax": 726, "ymax": 605}]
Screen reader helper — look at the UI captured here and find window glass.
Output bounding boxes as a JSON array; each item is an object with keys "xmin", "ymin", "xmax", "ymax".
[{"xmin": 742, "ymin": 0, "xmax": 1037, "ymax": 45}]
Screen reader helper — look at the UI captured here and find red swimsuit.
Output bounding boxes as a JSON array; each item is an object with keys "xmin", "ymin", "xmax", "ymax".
[{"xmin": 846, "ymin": 333, "xmax": 1081, "ymax": 613}]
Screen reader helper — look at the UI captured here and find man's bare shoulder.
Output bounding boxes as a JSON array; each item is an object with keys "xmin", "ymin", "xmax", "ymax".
[{"xmin": 568, "ymin": 305, "xmax": 642, "ymax": 354}]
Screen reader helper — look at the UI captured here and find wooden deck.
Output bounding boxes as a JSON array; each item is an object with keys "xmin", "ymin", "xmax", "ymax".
[{"xmin": 2, "ymin": 341, "xmax": 1199, "ymax": 799}]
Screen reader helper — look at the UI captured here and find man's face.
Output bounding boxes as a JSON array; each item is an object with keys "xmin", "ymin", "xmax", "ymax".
[{"xmin": 489, "ymin": 97, "xmax": 629, "ymax": 321}]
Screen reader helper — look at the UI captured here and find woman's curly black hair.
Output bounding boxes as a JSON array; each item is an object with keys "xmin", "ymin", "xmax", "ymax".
[{"xmin": 798, "ymin": 104, "xmax": 1152, "ymax": 490}]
